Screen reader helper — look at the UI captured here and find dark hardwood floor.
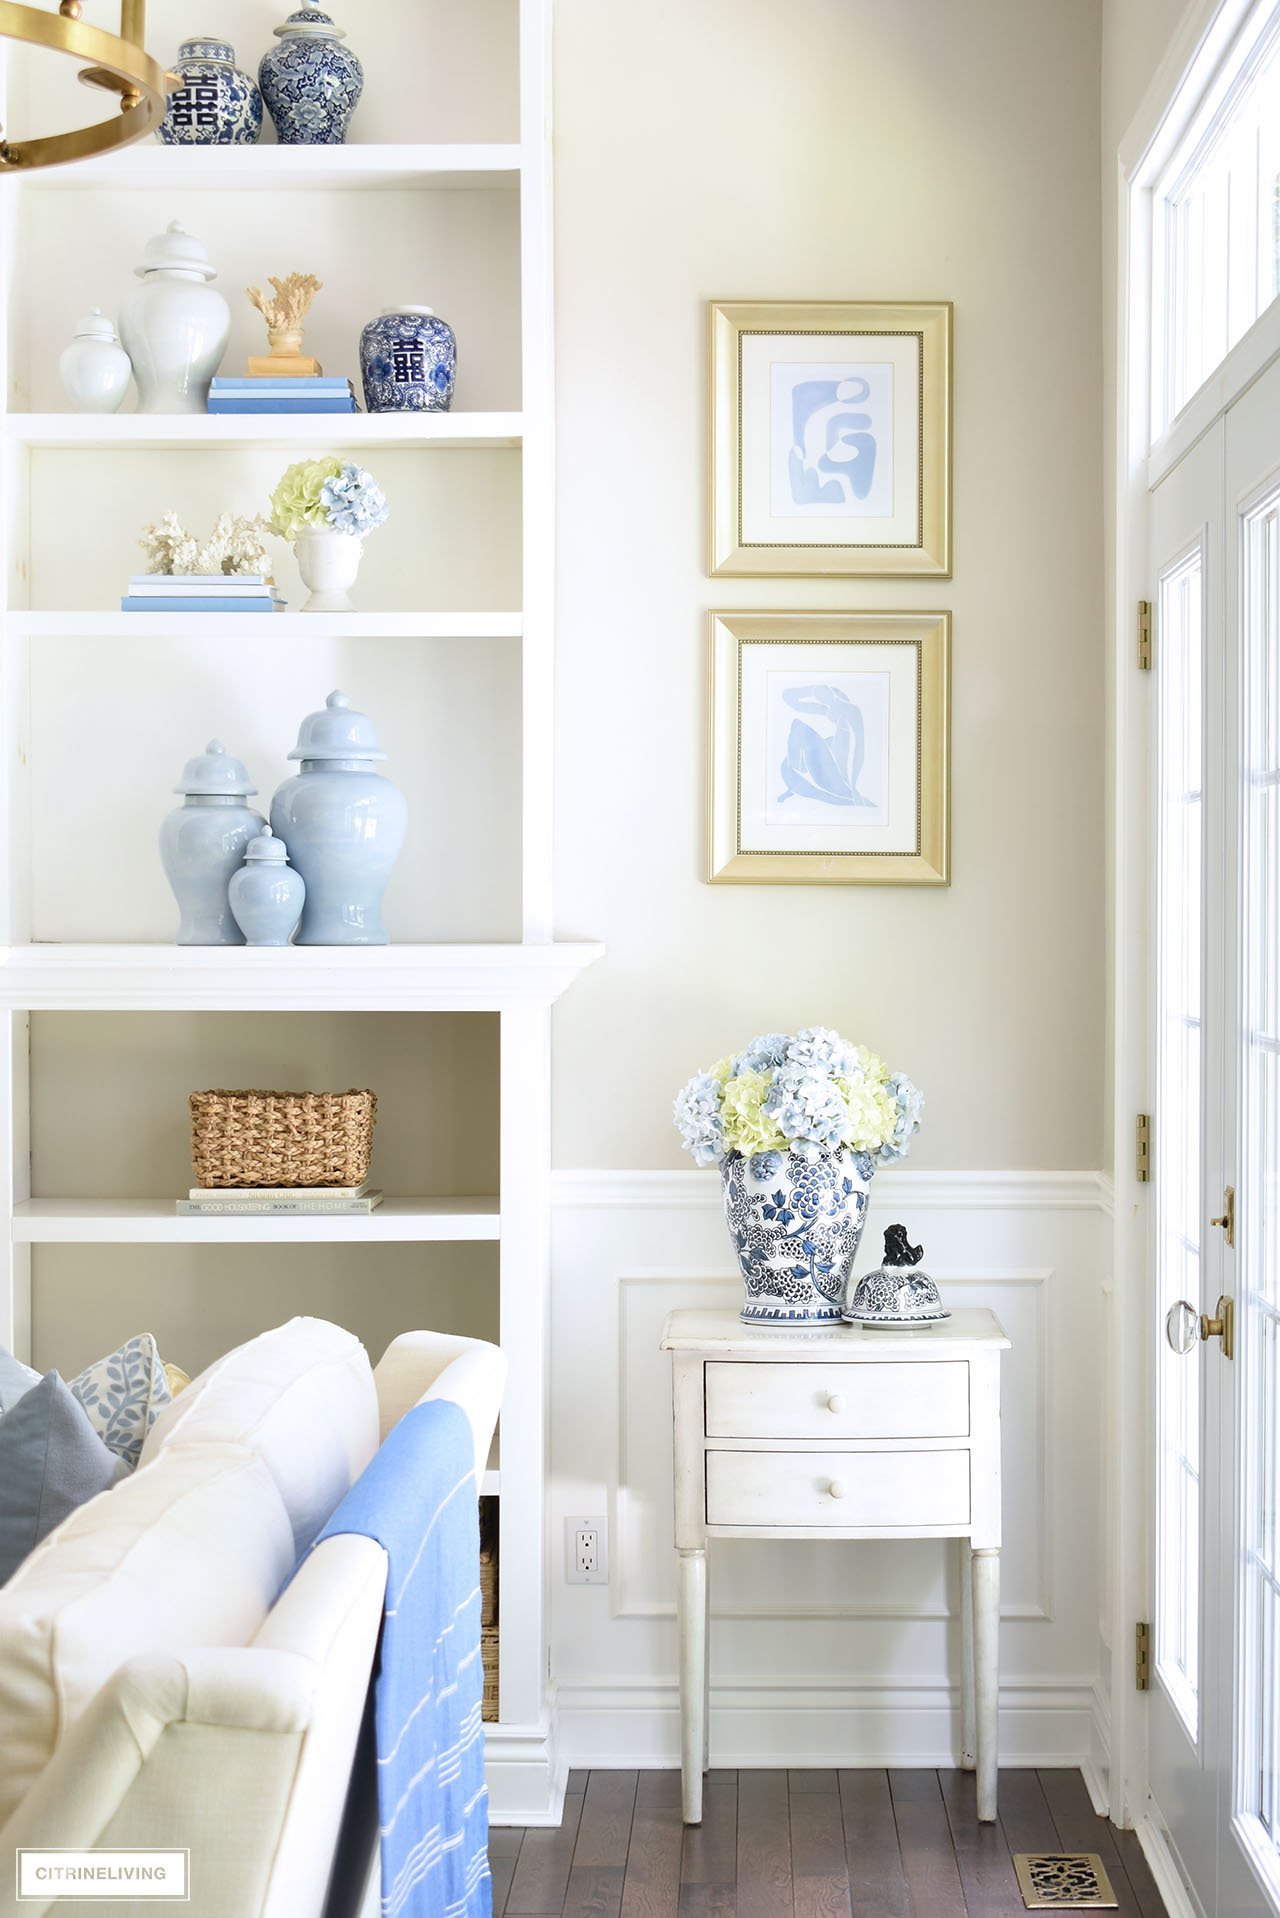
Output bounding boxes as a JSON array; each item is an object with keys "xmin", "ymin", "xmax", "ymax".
[{"xmin": 488, "ymin": 1769, "xmax": 1167, "ymax": 1918}]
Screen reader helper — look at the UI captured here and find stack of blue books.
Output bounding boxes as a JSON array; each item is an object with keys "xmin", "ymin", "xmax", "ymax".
[
  {"xmin": 121, "ymin": 575, "xmax": 286, "ymax": 614},
  {"xmin": 207, "ymin": 376, "xmax": 359, "ymax": 415}
]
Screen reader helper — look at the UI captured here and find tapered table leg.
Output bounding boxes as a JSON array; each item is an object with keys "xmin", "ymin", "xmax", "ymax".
[
  {"xmin": 959, "ymin": 1538, "xmax": 976, "ymax": 1770},
  {"xmin": 702, "ymin": 1545, "xmax": 711, "ymax": 1772},
  {"xmin": 678, "ymin": 1548, "xmax": 706, "ymax": 1824},
  {"xmin": 972, "ymin": 1547, "xmax": 1000, "ymax": 1821}
]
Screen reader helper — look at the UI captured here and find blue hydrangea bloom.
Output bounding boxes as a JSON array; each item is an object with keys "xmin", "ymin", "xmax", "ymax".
[
  {"xmin": 320, "ymin": 461, "xmax": 390, "ymax": 537},
  {"xmin": 673, "ymin": 1071, "xmax": 726, "ymax": 1167}
]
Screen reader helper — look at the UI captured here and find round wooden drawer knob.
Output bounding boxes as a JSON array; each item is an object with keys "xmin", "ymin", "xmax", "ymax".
[
  {"xmin": 826, "ymin": 1393, "xmax": 846, "ymax": 1413},
  {"xmin": 828, "ymin": 1480, "xmax": 847, "ymax": 1501}
]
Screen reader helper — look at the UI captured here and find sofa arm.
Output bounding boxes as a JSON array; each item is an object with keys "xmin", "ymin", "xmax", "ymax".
[{"xmin": 373, "ymin": 1332, "xmax": 506, "ymax": 1488}]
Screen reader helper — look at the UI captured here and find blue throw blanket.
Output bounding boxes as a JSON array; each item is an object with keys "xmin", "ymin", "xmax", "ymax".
[{"xmin": 312, "ymin": 1399, "xmax": 491, "ymax": 1918}]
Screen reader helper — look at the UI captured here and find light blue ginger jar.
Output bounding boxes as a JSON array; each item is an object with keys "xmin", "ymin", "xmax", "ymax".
[
  {"xmin": 228, "ymin": 828, "xmax": 305, "ymax": 947},
  {"xmin": 359, "ymin": 307, "xmax": 456, "ymax": 414},
  {"xmin": 159, "ymin": 741, "xmax": 265, "ymax": 947},
  {"xmin": 259, "ymin": 6, "xmax": 363, "ymax": 146},
  {"xmin": 270, "ymin": 691, "xmax": 406, "ymax": 946},
  {"xmin": 158, "ymin": 37, "xmax": 263, "ymax": 144}
]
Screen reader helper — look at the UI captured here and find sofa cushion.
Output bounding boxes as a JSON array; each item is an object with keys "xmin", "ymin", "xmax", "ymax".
[
  {"xmin": 0, "ymin": 1347, "xmax": 40, "ymax": 1414},
  {"xmin": 0, "ymin": 1374, "xmax": 125, "ymax": 1584},
  {"xmin": 70, "ymin": 1333, "xmax": 172, "ymax": 1470},
  {"xmin": 140, "ymin": 1317, "xmax": 379, "ymax": 1557},
  {"xmin": 0, "ymin": 1441, "xmax": 293, "ymax": 1827}
]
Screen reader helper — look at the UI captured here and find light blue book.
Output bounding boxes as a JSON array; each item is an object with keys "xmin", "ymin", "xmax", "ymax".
[
  {"xmin": 120, "ymin": 596, "xmax": 285, "ymax": 613},
  {"xmin": 211, "ymin": 377, "xmax": 353, "ymax": 391},
  {"xmin": 207, "ymin": 399, "xmax": 358, "ymax": 414}
]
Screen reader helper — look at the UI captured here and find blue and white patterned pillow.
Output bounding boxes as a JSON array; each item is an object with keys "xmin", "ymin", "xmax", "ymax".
[{"xmin": 70, "ymin": 1335, "xmax": 172, "ymax": 1471}]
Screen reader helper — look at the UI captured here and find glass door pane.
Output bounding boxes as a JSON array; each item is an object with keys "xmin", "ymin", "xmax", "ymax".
[{"xmin": 1155, "ymin": 543, "xmax": 1206, "ymax": 1736}]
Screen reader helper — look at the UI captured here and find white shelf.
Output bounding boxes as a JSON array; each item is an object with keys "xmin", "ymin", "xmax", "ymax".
[
  {"xmin": 483, "ymin": 1436, "xmax": 500, "ymax": 1499},
  {"xmin": 0, "ymin": 942, "xmax": 604, "ymax": 1011},
  {"xmin": 2, "ymin": 413, "xmax": 523, "ymax": 451},
  {"xmin": 12, "ymin": 1196, "xmax": 501, "ymax": 1244},
  {"xmin": 18, "ymin": 144, "xmax": 524, "ymax": 194},
  {"xmin": 8, "ymin": 612, "xmax": 523, "ymax": 642}
]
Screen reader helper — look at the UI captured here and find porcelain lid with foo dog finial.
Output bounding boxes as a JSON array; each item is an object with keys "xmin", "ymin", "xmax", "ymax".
[{"xmin": 842, "ymin": 1223, "xmax": 950, "ymax": 1326}]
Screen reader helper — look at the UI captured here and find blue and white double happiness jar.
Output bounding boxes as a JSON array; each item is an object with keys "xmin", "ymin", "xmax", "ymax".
[
  {"xmin": 259, "ymin": 6, "xmax": 363, "ymax": 146},
  {"xmin": 359, "ymin": 307, "xmax": 457, "ymax": 414},
  {"xmin": 158, "ymin": 38, "xmax": 263, "ymax": 145}
]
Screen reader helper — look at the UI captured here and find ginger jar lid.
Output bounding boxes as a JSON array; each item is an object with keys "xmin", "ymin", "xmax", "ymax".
[
  {"xmin": 174, "ymin": 738, "xmax": 257, "ymax": 797},
  {"xmin": 381, "ymin": 306, "xmax": 435, "ymax": 317},
  {"xmin": 273, "ymin": 6, "xmax": 346, "ymax": 40},
  {"xmin": 73, "ymin": 307, "xmax": 121, "ymax": 343},
  {"xmin": 135, "ymin": 222, "xmax": 218, "ymax": 283},
  {"xmin": 243, "ymin": 826, "xmax": 290, "ymax": 864},
  {"xmin": 288, "ymin": 689, "xmax": 387, "ymax": 763},
  {"xmin": 177, "ymin": 35, "xmax": 237, "ymax": 63}
]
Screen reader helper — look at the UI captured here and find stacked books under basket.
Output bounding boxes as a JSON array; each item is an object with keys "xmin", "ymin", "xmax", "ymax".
[
  {"xmin": 181, "ymin": 1088, "xmax": 381, "ymax": 1214},
  {"xmin": 122, "ymin": 573, "xmax": 285, "ymax": 615}
]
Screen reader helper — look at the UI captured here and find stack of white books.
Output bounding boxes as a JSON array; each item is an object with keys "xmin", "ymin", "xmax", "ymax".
[
  {"xmin": 122, "ymin": 574, "xmax": 286, "ymax": 614},
  {"xmin": 176, "ymin": 1182, "xmax": 383, "ymax": 1216}
]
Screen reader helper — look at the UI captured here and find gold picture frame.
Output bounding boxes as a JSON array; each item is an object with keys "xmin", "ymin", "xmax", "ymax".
[
  {"xmin": 709, "ymin": 300, "xmax": 952, "ymax": 577},
  {"xmin": 708, "ymin": 611, "xmax": 951, "ymax": 886}
]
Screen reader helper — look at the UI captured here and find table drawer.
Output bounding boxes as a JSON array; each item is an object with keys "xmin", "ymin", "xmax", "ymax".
[
  {"xmin": 704, "ymin": 1360, "xmax": 970, "ymax": 1440},
  {"xmin": 705, "ymin": 1448, "xmax": 971, "ymax": 1530}
]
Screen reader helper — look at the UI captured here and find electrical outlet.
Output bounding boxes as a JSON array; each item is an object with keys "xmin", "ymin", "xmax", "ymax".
[{"xmin": 565, "ymin": 1514, "xmax": 608, "ymax": 1585}]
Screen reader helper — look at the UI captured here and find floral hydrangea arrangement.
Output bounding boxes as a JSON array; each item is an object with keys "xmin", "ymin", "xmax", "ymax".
[
  {"xmin": 674, "ymin": 1028, "xmax": 923, "ymax": 1170},
  {"xmin": 268, "ymin": 457, "xmax": 390, "ymax": 542}
]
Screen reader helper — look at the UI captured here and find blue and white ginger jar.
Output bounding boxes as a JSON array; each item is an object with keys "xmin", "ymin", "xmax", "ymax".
[
  {"xmin": 259, "ymin": 6, "xmax": 363, "ymax": 146},
  {"xmin": 360, "ymin": 307, "xmax": 456, "ymax": 414},
  {"xmin": 723, "ymin": 1145, "xmax": 872, "ymax": 1325},
  {"xmin": 158, "ymin": 38, "xmax": 263, "ymax": 145},
  {"xmin": 270, "ymin": 691, "xmax": 406, "ymax": 946}
]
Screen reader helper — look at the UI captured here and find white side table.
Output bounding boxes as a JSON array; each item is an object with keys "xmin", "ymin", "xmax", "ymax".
[{"xmin": 660, "ymin": 1306, "xmax": 1010, "ymax": 1825}]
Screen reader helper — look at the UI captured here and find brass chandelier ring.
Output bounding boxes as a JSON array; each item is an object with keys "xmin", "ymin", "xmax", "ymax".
[{"xmin": 0, "ymin": 1, "xmax": 172, "ymax": 172}]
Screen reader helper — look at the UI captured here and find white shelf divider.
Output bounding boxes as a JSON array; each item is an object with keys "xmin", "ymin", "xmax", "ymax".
[
  {"xmin": 12, "ymin": 1195, "xmax": 501, "ymax": 1244},
  {"xmin": 1, "ymin": 413, "xmax": 522, "ymax": 451},
  {"xmin": 19, "ymin": 144, "xmax": 524, "ymax": 193},
  {"xmin": 9, "ymin": 612, "xmax": 523, "ymax": 642}
]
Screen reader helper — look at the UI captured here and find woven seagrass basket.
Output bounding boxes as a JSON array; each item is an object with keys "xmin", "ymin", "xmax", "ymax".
[
  {"xmin": 481, "ymin": 1627, "xmax": 500, "ymax": 1722},
  {"xmin": 189, "ymin": 1089, "xmax": 377, "ymax": 1189}
]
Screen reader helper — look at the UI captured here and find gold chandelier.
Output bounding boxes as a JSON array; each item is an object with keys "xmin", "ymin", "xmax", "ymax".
[{"xmin": 0, "ymin": 0, "xmax": 172, "ymax": 172}]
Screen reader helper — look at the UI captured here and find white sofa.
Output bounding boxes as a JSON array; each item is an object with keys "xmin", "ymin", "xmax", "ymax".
[{"xmin": 0, "ymin": 1319, "xmax": 506, "ymax": 1918}]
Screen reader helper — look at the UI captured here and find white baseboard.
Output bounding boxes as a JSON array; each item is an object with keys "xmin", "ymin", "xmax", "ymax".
[
  {"xmin": 484, "ymin": 1721, "xmax": 568, "ymax": 1828},
  {"xmin": 556, "ymin": 1678, "xmax": 1099, "ymax": 1771},
  {"xmin": 1081, "ymin": 1680, "xmax": 1112, "ymax": 1814},
  {"xmin": 1135, "ymin": 1811, "xmax": 1204, "ymax": 1918}
]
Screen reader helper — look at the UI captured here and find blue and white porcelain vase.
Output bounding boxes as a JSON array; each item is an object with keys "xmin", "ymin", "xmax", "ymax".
[
  {"xmin": 359, "ymin": 307, "xmax": 456, "ymax": 414},
  {"xmin": 158, "ymin": 37, "xmax": 263, "ymax": 144},
  {"xmin": 723, "ymin": 1146, "xmax": 872, "ymax": 1325},
  {"xmin": 228, "ymin": 828, "xmax": 305, "ymax": 947},
  {"xmin": 159, "ymin": 741, "xmax": 266, "ymax": 947},
  {"xmin": 259, "ymin": 6, "xmax": 362, "ymax": 146},
  {"xmin": 270, "ymin": 691, "xmax": 406, "ymax": 946}
]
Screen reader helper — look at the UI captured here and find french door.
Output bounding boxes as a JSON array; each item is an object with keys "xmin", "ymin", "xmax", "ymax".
[{"xmin": 1149, "ymin": 349, "xmax": 1280, "ymax": 1916}]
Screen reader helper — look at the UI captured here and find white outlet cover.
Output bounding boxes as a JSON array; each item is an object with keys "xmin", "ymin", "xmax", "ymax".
[{"xmin": 565, "ymin": 1513, "xmax": 609, "ymax": 1585}]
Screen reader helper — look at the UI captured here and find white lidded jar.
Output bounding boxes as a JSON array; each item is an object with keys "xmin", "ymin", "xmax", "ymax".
[
  {"xmin": 119, "ymin": 222, "xmax": 230, "ymax": 414},
  {"xmin": 59, "ymin": 309, "xmax": 132, "ymax": 414}
]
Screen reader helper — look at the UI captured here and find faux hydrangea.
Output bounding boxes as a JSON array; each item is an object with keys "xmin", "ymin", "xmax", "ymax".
[
  {"xmin": 268, "ymin": 458, "xmax": 389, "ymax": 541},
  {"xmin": 673, "ymin": 1028, "xmax": 922, "ymax": 1170}
]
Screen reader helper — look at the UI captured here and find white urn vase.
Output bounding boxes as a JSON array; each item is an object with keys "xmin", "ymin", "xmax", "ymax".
[
  {"xmin": 119, "ymin": 222, "xmax": 230, "ymax": 415},
  {"xmin": 59, "ymin": 309, "xmax": 132, "ymax": 413},
  {"xmin": 294, "ymin": 529, "xmax": 363, "ymax": 612}
]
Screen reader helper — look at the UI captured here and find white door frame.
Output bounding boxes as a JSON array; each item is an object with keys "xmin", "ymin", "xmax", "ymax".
[{"xmin": 1109, "ymin": 0, "xmax": 1280, "ymax": 1870}]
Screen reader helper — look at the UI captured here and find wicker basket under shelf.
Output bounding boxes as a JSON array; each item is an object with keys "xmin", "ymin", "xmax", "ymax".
[
  {"xmin": 479, "ymin": 1499, "xmax": 499, "ymax": 1629},
  {"xmin": 189, "ymin": 1089, "xmax": 377, "ymax": 1189},
  {"xmin": 481, "ymin": 1627, "xmax": 500, "ymax": 1722}
]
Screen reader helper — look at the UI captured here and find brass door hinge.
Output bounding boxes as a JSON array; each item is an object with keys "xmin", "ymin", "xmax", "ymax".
[
  {"xmin": 1136, "ymin": 1113, "xmax": 1151, "ymax": 1184},
  {"xmin": 1138, "ymin": 600, "xmax": 1153, "ymax": 671},
  {"xmin": 1136, "ymin": 1620, "xmax": 1151, "ymax": 1691}
]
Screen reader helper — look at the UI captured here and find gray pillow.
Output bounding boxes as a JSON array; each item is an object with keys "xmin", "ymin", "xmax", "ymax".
[
  {"xmin": 0, "ymin": 1348, "xmax": 40, "ymax": 1415},
  {"xmin": 0, "ymin": 1373, "xmax": 125, "ymax": 1584}
]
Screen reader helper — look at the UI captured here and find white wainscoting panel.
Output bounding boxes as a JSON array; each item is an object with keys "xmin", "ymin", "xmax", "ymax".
[{"xmin": 550, "ymin": 1169, "xmax": 1109, "ymax": 1769}]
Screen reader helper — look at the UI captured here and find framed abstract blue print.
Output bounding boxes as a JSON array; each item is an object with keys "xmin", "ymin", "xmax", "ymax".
[
  {"xmin": 709, "ymin": 301, "xmax": 952, "ymax": 577},
  {"xmin": 707, "ymin": 610, "xmax": 951, "ymax": 885}
]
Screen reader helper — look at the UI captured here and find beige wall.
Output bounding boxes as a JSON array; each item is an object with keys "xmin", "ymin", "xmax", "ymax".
[{"xmin": 551, "ymin": 0, "xmax": 1106, "ymax": 1170}]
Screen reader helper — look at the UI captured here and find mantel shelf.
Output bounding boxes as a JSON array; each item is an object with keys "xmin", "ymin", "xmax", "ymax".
[
  {"xmin": 9, "ymin": 612, "xmax": 523, "ymax": 642},
  {"xmin": 12, "ymin": 1196, "xmax": 501, "ymax": 1244},
  {"xmin": 2, "ymin": 413, "xmax": 523, "ymax": 451},
  {"xmin": 16, "ymin": 144, "xmax": 524, "ymax": 193},
  {"xmin": 0, "ymin": 942, "xmax": 604, "ymax": 1011}
]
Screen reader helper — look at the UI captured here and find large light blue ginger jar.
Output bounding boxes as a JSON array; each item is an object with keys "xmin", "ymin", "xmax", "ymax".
[
  {"xmin": 270, "ymin": 691, "xmax": 406, "ymax": 946},
  {"xmin": 159, "ymin": 741, "xmax": 265, "ymax": 947},
  {"xmin": 228, "ymin": 828, "xmax": 305, "ymax": 947},
  {"xmin": 259, "ymin": 5, "xmax": 363, "ymax": 146},
  {"xmin": 723, "ymin": 1145, "xmax": 872, "ymax": 1325}
]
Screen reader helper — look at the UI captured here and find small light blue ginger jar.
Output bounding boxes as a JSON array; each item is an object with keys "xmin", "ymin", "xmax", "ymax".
[
  {"xmin": 159, "ymin": 741, "xmax": 266, "ymax": 947},
  {"xmin": 259, "ymin": 5, "xmax": 363, "ymax": 146},
  {"xmin": 360, "ymin": 307, "xmax": 457, "ymax": 414},
  {"xmin": 270, "ymin": 691, "xmax": 406, "ymax": 946},
  {"xmin": 228, "ymin": 828, "xmax": 305, "ymax": 947},
  {"xmin": 158, "ymin": 37, "xmax": 263, "ymax": 145}
]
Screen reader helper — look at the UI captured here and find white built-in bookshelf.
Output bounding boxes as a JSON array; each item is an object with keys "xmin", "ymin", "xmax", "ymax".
[{"xmin": 0, "ymin": 0, "xmax": 593, "ymax": 1824}]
